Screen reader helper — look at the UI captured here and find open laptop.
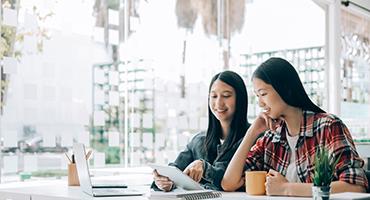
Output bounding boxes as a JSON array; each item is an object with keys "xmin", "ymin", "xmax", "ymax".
[{"xmin": 73, "ymin": 143, "xmax": 144, "ymax": 197}]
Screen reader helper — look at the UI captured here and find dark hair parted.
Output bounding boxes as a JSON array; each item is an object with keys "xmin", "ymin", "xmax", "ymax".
[
  {"xmin": 205, "ymin": 70, "xmax": 250, "ymax": 162},
  {"xmin": 252, "ymin": 57, "xmax": 325, "ymax": 113}
]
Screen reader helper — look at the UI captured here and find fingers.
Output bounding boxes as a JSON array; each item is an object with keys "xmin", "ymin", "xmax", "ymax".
[
  {"xmin": 260, "ymin": 112, "xmax": 273, "ymax": 129},
  {"xmin": 268, "ymin": 169, "xmax": 278, "ymax": 176},
  {"xmin": 187, "ymin": 169, "xmax": 199, "ymax": 182},
  {"xmin": 266, "ymin": 170, "xmax": 276, "ymax": 188},
  {"xmin": 260, "ymin": 112, "xmax": 269, "ymax": 124},
  {"xmin": 260, "ymin": 112, "xmax": 282, "ymax": 131},
  {"xmin": 265, "ymin": 182, "xmax": 271, "ymax": 195},
  {"xmin": 153, "ymin": 170, "xmax": 159, "ymax": 177},
  {"xmin": 153, "ymin": 170, "xmax": 171, "ymax": 182},
  {"xmin": 265, "ymin": 172, "xmax": 274, "ymax": 195},
  {"xmin": 153, "ymin": 172, "xmax": 174, "ymax": 192},
  {"xmin": 155, "ymin": 175, "xmax": 171, "ymax": 182},
  {"xmin": 187, "ymin": 169, "xmax": 194, "ymax": 180},
  {"xmin": 184, "ymin": 167, "xmax": 202, "ymax": 182},
  {"xmin": 183, "ymin": 167, "xmax": 190, "ymax": 176},
  {"xmin": 194, "ymin": 171, "xmax": 202, "ymax": 182},
  {"xmin": 162, "ymin": 184, "xmax": 173, "ymax": 192},
  {"xmin": 271, "ymin": 118, "xmax": 283, "ymax": 131},
  {"xmin": 183, "ymin": 166, "xmax": 194, "ymax": 180},
  {"xmin": 183, "ymin": 160, "xmax": 204, "ymax": 182},
  {"xmin": 155, "ymin": 180, "xmax": 174, "ymax": 192},
  {"xmin": 269, "ymin": 118, "xmax": 280, "ymax": 131}
]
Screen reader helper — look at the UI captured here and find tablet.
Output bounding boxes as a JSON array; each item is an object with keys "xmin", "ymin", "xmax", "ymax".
[{"xmin": 148, "ymin": 164, "xmax": 204, "ymax": 190}]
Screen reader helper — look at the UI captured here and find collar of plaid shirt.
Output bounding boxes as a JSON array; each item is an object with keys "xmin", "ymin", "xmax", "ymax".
[{"xmin": 266, "ymin": 110, "xmax": 315, "ymax": 143}]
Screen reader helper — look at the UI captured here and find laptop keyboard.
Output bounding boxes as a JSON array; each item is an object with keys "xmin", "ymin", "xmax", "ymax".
[
  {"xmin": 94, "ymin": 188, "xmax": 124, "ymax": 194},
  {"xmin": 93, "ymin": 188, "xmax": 143, "ymax": 196}
]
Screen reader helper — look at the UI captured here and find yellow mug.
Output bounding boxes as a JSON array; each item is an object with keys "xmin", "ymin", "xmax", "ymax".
[{"xmin": 245, "ymin": 171, "xmax": 267, "ymax": 195}]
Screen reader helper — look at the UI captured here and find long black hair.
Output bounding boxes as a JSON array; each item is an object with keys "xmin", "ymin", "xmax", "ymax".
[
  {"xmin": 252, "ymin": 57, "xmax": 325, "ymax": 113},
  {"xmin": 205, "ymin": 70, "xmax": 250, "ymax": 162}
]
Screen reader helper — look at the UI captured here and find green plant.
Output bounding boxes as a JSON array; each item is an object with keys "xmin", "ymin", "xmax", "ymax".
[{"xmin": 312, "ymin": 147, "xmax": 341, "ymax": 186}]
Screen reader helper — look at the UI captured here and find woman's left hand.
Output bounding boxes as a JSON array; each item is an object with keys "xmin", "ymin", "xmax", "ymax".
[
  {"xmin": 265, "ymin": 169, "xmax": 289, "ymax": 196},
  {"xmin": 183, "ymin": 160, "xmax": 204, "ymax": 182}
]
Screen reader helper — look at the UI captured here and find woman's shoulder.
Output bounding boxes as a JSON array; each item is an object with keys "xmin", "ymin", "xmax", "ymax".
[
  {"xmin": 188, "ymin": 131, "xmax": 207, "ymax": 144},
  {"xmin": 192, "ymin": 131, "xmax": 206, "ymax": 139},
  {"xmin": 183, "ymin": 131, "xmax": 206, "ymax": 153},
  {"xmin": 305, "ymin": 110, "xmax": 343, "ymax": 125}
]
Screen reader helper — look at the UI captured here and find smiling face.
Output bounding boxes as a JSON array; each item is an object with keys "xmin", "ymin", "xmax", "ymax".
[
  {"xmin": 252, "ymin": 77, "xmax": 289, "ymax": 119},
  {"xmin": 209, "ymin": 80, "xmax": 236, "ymax": 125}
]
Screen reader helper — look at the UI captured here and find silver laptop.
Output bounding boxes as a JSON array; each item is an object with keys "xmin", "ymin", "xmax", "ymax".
[{"xmin": 73, "ymin": 143, "xmax": 144, "ymax": 197}]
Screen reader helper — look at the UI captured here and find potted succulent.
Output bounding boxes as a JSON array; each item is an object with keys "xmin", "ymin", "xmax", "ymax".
[{"xmin": 312, "ymin": 147, "xmax": 341, "ymax": 200}]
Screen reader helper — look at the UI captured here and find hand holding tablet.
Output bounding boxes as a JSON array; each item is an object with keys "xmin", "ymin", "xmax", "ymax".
[{"xmin": 149, "ymin": 164, "xmax": 204, "ymax": 190}]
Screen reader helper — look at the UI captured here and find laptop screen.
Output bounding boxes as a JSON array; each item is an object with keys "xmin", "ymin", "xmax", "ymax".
[{"xmin": 73, "ymin": 143, "xmax": 94, "ymax": 196}]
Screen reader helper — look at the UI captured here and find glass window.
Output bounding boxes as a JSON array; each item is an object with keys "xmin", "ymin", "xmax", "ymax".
[
  {"xmin": 1, "ymin": 0, "xmax": 343, "ymax": 183},
  {"xmin": 340, "ymin": 8, "xmax": 370, "ymax": 142}
]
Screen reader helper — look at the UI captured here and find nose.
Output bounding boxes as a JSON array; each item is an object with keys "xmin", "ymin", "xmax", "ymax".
[
  {"xmin": 215, "ymin": 97, "xmax": 224, "ymax": 107},
  {"xmin": 257, "ymin": 97, "xmax": 265, "ymax": 107}
]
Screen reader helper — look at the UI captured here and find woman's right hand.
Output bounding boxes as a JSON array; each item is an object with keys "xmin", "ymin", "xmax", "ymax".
[
  {"xmin": 153, "ymin": 170, "xmax": 174, "ymax": 192},
  {"xmin": 250, "ymin": 112, "xmax": 283, "ymax": 135}
]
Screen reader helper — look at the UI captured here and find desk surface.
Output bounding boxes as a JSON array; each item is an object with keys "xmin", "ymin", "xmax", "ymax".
[
  {"xmin": 0, "ymin": 176, "xmax": 368, "ymax": 200},
  {"xmin": 0, "ymin": 179, "xmax": 312, "ymax": 200},
  {"xmin": 0, "ymin": 180, "xmax": 148, "ymax": 200}
]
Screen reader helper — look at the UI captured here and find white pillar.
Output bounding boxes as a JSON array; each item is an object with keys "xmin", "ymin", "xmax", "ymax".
[
  {"xmin": 326, "ymin": 0, "xmax": 342, "ymax": 115},
  {"xmin": 119, "ymin": 0, "xmax": 130, "ymax": 168},
  {"xmin": 0, "ymin": 1, "xmax": 3, "ymax": 184},
  {"xmin": 313, "ymin": 0, "xmax": 342, "ymax": 115}
]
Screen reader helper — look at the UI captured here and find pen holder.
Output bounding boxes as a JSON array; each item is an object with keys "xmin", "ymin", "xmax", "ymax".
[{"xmin": 68, "ymin": 163, "xmax": 80, "ymax": 186}]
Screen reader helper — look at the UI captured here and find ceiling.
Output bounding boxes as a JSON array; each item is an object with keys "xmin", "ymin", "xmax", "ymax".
[{"xmin": 349, "ymin": 0, "xmax": 370, "ymax": 11}]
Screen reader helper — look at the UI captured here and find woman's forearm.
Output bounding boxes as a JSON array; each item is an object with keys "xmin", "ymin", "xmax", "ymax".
[
  {"xmin": 283, "ymin": 183, "xmax": 312, "ymax": 197},
  {"xmin": 330, "ymin": 181, "xmax": 366, "ymax": 193},
  {"xmin": 283, "ymin": 181, "xmax": 366, "ymax": 197},
  {"xmin": 221, "ymin": 130, "xmax": 259, "ymax": 191}
]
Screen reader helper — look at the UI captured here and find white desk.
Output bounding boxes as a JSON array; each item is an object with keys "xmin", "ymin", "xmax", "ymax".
[
  {"xmin": 1, "ymin": 179, "xmax": 367, "ymax": 200},
  {"xmin": 0, "ymin": 180, "xmax": 149, "ymax": 200},
  {"xmin": 0, "ymin": 179, "xmax": 314, "ymax": 200}
]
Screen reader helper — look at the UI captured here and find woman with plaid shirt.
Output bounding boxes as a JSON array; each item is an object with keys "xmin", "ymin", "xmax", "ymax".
[{"xmin": 222, "ymin": 57, "xmax": 368, "ymax": 196}]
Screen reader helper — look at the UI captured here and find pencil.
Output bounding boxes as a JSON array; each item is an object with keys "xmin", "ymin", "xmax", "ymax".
[
  {"xmin": 64, "ymin": 152, "xmax": 72, "ymax": 163},
  {"xmin": 85, "ymin": 150, "xmax": 92, "ymax": 160}
]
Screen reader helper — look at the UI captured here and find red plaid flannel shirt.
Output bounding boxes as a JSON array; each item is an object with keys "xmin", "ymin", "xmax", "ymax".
[{"xmin": 245, "ymin": 110, "xmax": 368, "ymax": 189}]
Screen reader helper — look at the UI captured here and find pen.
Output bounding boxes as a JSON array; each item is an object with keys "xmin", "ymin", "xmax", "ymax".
[
  {"xmin": 85, "ymin": 150, "xmax": 92, "ymax": 160},
  {"xmin": 64, "ymin": 152, "xmax": 72, "ymax": 163}
]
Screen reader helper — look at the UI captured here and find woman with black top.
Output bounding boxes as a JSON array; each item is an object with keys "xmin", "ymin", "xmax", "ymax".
[{"xmin": 152, "ymin": 70, "xmax": 251, "ymax": 191}]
